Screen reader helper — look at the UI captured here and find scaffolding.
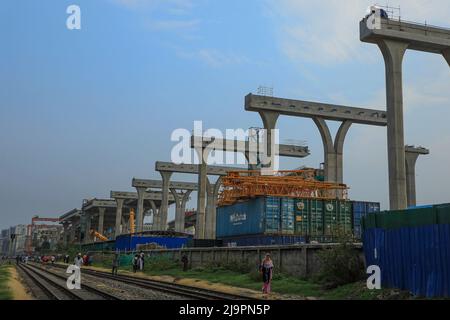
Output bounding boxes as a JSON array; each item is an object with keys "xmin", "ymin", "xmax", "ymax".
[{"xmin": 218, "ymin": 170, "xmax": 348, "ymax": 206}]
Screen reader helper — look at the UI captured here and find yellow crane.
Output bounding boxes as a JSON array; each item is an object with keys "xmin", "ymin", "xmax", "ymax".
[{"xmin": 129, "ymin": 208, "xmax": 136, "ymax": 234}]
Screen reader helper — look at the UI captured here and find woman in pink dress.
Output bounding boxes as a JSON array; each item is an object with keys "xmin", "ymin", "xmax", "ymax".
[{"xmin": 259, "ymin": 253, "xmax": 274, "ymax": 294}]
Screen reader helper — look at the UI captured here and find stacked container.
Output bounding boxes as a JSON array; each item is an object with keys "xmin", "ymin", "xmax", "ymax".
[
  {"xmin": 265, "ymin": 197, "xmax": 280, "ymax": 233},
  {"xmin": 351, "ymin": 201, "xmax": 381, "ymax": 238},
  {"xmin": 280, "ymin": 198, "xmax": 295, "ymax": 234}
]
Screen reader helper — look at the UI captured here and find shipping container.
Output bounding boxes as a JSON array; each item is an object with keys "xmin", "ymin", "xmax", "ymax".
[
  {"xmin": 216, "ymin": 197, "xmax": 281, "ymax": 238},
  {"xmin": 280, "ymin": 198, "xmax": 295, "ymax": 234},
  {"xmin": 351, "ymin": 201, "xmax": 381, "ymax": 238},
  {"xmin": 323, "ymin": 200, "xmax": 339, "ymax": 236},
  {"xmin": 221, "ymin": 234, "xmax": 306, "ymax": 247}
]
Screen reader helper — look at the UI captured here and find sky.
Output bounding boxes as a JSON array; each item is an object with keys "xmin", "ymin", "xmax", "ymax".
[{"xmin": 1, "ymin": 0, "xmax": 450, "ymax": 229}]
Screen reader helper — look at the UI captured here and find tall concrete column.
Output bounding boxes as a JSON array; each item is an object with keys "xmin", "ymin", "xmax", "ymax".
[
  {"xmin": 258, "ymin": 111, "xmax": 280, "ymax": 169},
  {"xmin": 335, "ymin": 120, "xmax": 353, "ymax": 184},
  {"xmin": 205, "ymin": 178, "xmax": 222, "ymax": 239},
  {"xmin": 159, "ymin": 172, "xmax": 173, "ymax": 231},
  {"xmin": 405, "ymin": 152, "xmax": 420, "ymax": 208},
  {"xmin": 114, "ymin": 198, "xmax": 124, "ymax": 238},
  {"xmin": 443, "ymin": 49, "xmax": 450, "ymax": 67},
  {"xmin": 62, "ymin": 224, "xmax": 69, "ymax": 247},
  {"xmin": 135, "ymin": 187, "xmax": 146, "ymax": 234},
  {"xmin": 170, "ymin": 189, "xmax": 192, "ymax": 233},
  {"xmin": 149, "ymin": 200, "xmax": 159, "ymax": 231},
  {"xmin": 378, "ymin": 39, "xmax": 409, "ymax": 210},
  {"xmin": 193, "ymin": 144, "xmax": 209, "ymax": 239},
  {"xmin": 314, "ymin": 118, "xmax": 336, "ymax": 182},
  {"xmin": 69, "ymin": 225, "xmax": 76, "ymax": 244},
  {"xmin": 85, "ymin": 214, "xmax": 91, "ymax": 244},
  {"xmin": 98, "ymin": 207, "xmax": 105, "ymax": 235}
]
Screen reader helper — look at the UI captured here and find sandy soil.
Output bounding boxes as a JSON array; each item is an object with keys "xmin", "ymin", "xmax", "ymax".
[{"xmin": 8, "ymin": 266, "xmax": 34, "ymax": 300}]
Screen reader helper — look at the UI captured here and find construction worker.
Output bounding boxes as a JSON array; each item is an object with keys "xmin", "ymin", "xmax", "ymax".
[
  {"xmin": 181, "ymin": 254, "xmax": 188, "ymax": 272},
  {"xmin": 74, "ymin": 253, "xmax": 83, "ymax": 267},
  {"xmin": 132, "ymin": 254, "xmax": 139, "ymax": 273}
]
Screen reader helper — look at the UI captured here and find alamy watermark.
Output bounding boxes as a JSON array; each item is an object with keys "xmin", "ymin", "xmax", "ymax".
[
  {"xmin": 66, "ymin": 5, "xmax": 81, "ymax": 30},
  {"xmin": 170, "ymin": 121, "xmax": 280, "ymax": 173},
  {"xmin": 66, "ymin": 265, "xmax": 81, "ymax": 289},
  {"xmin": 366, "ymin": 6, "xmax": 382, "ymax": 30},
  {"xmin": 366, "ymin": 265, "xmax": 381, "ymax": 290}
]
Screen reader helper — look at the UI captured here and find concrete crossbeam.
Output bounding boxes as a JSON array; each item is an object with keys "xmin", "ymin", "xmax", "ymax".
[
  {"xmin": 110, "ymin": 191, "xmax": 175, "ymax": 201},
  {"xmin": 245, "ymin": 94, "xmax": 387, "ymax": 126},
  {"xmin": 189, "ymin": 136, "xmax": 310, "ymax": 158},
  {"xmin": 156, "ymin": 161, "xmax": 246, "ymax": 176},
  {"xmin": 132, "ymin": 178, "xmax": 198, "ymax": 191}
]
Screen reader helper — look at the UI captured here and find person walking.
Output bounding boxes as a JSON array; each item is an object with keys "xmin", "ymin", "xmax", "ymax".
[
  {"xmin": 74, "ymin": 253, "xmax": 84, "ymax": 267},
  {"xmin": 132, "ymin": 254, "xmax": 139, "ymax": 273},
  {"xmin": 139, "ymin": 252, "xmax": 145, "ymax": 271},
  {"xmin": 259, "ymin": 253, "xmax": 274, "ymax": 295},
  {"xmin": 112, "ymin": 254, "xmax": 119, "ymax": 276},
  {"xmin": 181, "ymin": 254, "xmax": 189, "ymax": 272}
]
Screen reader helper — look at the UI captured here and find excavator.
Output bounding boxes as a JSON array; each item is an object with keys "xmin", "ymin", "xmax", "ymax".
[{"xmin": 90, "ymin": 229, "xmax": 108, "ymax": 242}]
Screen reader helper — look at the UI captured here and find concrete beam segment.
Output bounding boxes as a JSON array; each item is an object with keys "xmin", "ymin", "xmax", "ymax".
[
  {"xmin": 405, "ymin": 146, "xmax": 430, "ymax": 207},
  {"xmin": 360, "ymin": 18, "xmax": 450, "ymax": 55},
  {"xmin": 378, "ymin": 39, "xmax": 409, "ymax": 210},
  {"xmin": 114, "ymin": 198, "xmax": 124, "ymax": 238},
  {"xmin": 82, "ymin": 199, "xmax": 116, "ymax": 211},
  {"xmin": 59, "ymin": 209, "xmax": 81, "ymax": 222},
  {"xmin": 132, "ymin": 178, "xmax": 198, "ymax": 191},
  {"xmin": 111, "ymin": 191, "xmax": 175, "ymax": 201},
  {"xmin": 189, "ymin": 136, "xmax": 310, "ymax": 158},
  {"xmin": 159, "ymin": 171, "xmax": 173, "ymax": 232},
  {"xmin": 155, "ymin": 161, "xmax": 247, "ymax": 176},
  {"xmin": 245, "ymin": 94, "xmax": 387, "ymax": 126}
]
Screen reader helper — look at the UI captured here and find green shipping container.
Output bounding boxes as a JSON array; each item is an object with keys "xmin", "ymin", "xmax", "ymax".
[
  {"xmin": 294, "ymin": 199, "xmax": 324, "ymax": 236},
  {"xmin": 324, "ymin": 200, "xmax": 339, "ymax": 236},
  {"xmin": 338, "ymin": 201, "xmax": 352, "ymax": 235}
]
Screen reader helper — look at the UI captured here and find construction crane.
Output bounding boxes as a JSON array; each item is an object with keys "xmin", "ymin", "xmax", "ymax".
[
  {"xmin": 218, "ymin": 170, "xmax": 349, "ymax": 206},
  {"xmin": 129, "ymin": 208, "xmax": 136, "ymax": 234},
  {"xmin": 90, "ymin": 230, "xmax": 108, "ymax": 242},
  {"xmin": 26, "ymin": 216, "xmax": 60, "ymax": 254}
]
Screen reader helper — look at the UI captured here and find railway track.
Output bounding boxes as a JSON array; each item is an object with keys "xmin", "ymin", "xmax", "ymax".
[
  {"xmin": 49, "ymin": 263, "xmax": 255, "ymax": 300},
  {"xmin": 18, "ymin": 263, "xmax": 121, "ymax": 300}
]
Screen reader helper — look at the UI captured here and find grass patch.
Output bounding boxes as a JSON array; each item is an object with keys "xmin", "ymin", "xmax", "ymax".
[
  {"xmin": 0, "ymin": 266, "xmax": 13, "ymax": 300},
  {"xmin": 88, "ymin": 254, "xmax": 413, "ymax": 299}
]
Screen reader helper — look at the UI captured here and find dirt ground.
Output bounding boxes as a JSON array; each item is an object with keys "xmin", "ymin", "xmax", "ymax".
[{"xmin": 8, "ymin": 266, "xmax": 34, "ymax": 300}]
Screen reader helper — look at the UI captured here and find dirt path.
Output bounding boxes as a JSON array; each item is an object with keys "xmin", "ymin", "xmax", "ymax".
[{"xmin": 8, "ymin": 266, "xmax": 34, "ymax": 300}]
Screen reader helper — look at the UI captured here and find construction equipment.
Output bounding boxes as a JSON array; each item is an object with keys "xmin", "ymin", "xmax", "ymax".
[
  {"xmin": 218, "ymin": 170, "xmax": 349, "ymax": 207},
  {"xmin": 129, "ymin": 208, "xmax": 136, "ymax": 234},
  {"xmin": 26, "ymin": 216, "xmax": 60, "ymax": 254},
  {"xmin": 90, "ymin": 230, "xmax": 108, "ymax": 242}
]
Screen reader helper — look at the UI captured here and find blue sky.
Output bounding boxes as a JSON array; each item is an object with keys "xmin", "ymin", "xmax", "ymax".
[{"xmin": 1, "ymin": 0, "xmax": 450, "ymax": 228}]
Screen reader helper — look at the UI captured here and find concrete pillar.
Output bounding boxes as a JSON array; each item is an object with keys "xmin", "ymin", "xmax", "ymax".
[
  {"xmin": 114, "ymin": 198, "xmax": 124, "ymax": 238},
  {"xmin": 313, "ymin": 118, "xmax": 336, "ymax": 182},
  {"xmin": 378, "ymin": 39, "xmax": 409, "ymax": 210},
  {"xmin": 70, "ymin": 225, "xmax": 76, "ymax": 244},
  {"xmin": 405, "ymin": 152, "xmax": 420, "ymax": 208},
  {"xmin": 85, "ymin": 214, "xmax": 91, "ymax": 244},
  {"xmin": 62, "ymin": 224, "xmax": 69, "ymax": 247},
  {"xmin": 149, "ymin": 200, "xmax": 159, "ymax": 231},
  {"xmin": 135, "ymin": 187, "xmax": 146, "ymax": 234},
  {"xmin": 170, "ymin": 189, "xmax": 192, "ymax": 233},
  {"xmin": 205, "ymin": 179, "xmax": 215, "ymax": 239},
  {"xmin": 159, "ymin": 171, "xmax": 173, "ymax": 231},
  {"xmin": 258, "ymin": 111, "xmax": 279, "ymax": 169},
  {"xmin": 335, "ymin": 121, "xmax": 352, "ymax": 184},
  {"xmin": 193, "ymin": 145, "xmax": 209, "ymax": 239},
  {"xmin": 98, "ymin": 207, "xmax": 105, "ymax": 235},
  {"xmin": 443, "ymin": 49, "xmax": 450, "ymax": 67}
]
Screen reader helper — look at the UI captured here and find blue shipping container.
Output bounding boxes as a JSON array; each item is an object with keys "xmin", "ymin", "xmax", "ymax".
[
  {"xmin": 216, "ymin": 197, "xmax": 281, "ymax": 238},
  {"xmin": 280, "ymin": 198, "xmax": 295, "ymax": 234},
  {"xmin": 221, "ymin": 235, "xmax": 306, "ymax": 247},
  {"xmin": 352, "ymin": 201, "xmax": 380, "ymax": 238}
]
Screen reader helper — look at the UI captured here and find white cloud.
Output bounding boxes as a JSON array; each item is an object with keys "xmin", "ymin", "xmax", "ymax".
[
  {"xmin": 174, "ymin": 48, "xmax": 249, "ymax": 68},
  {"xmin": 266, "ymin": 0, "xmax": 450, "ymax": 65}
]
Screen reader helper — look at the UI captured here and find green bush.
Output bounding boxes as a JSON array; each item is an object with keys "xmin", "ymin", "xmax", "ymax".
[
  {"xmin": 146, "ymin": 255, "xmax": 178, "ymax": 271},
  {"xmin": 314, "ymin": 234, "xmax": 365, "ymax": 289}
]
